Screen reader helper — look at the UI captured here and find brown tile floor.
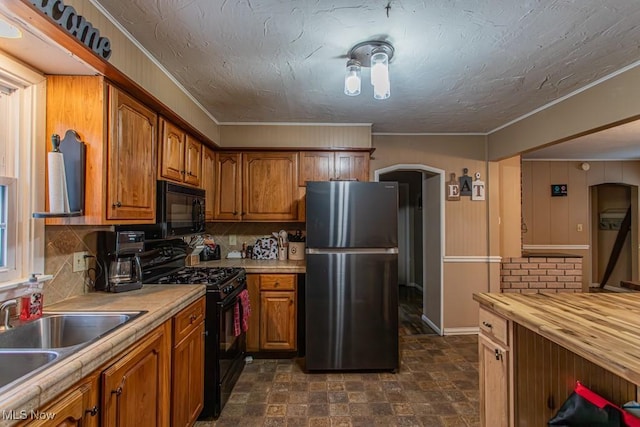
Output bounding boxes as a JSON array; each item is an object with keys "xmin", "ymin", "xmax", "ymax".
[{"xmin": 195, "ymin": 333, "xmax": 480, "ymax": 426}]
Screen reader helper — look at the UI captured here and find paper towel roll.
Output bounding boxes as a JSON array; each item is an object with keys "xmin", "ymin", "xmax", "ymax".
[{"xmin": 48, "ymin": 151, "xmax": 70, "ymax": 213}]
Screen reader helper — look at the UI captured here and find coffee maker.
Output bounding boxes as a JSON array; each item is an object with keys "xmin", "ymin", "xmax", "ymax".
[{"xmin": 95, "ymin": 231, "xmax": 144, "ymax": 293}]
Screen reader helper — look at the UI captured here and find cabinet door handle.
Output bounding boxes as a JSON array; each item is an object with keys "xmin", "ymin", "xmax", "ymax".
[
  {"xmin": 181, "ymin": 169, "xmax": 186, "ymax": 175},
  {"xmin": 494, "ymin": 349, "xmax": 503, "ymax": 361},
  {"xmin": 112, "ymin": 386, "xmax": 123, "ymax": 396},
  {"xmin": 232, "ymin": 211, "xmax": 238, "ymax": 215},
  {"xmin": 190, "ymin": 313, "xmax": 197, "ymax": 323},
  {"xmin": 274, "ymin": 282, "xmax": 279, "ymax": 287},
  {"xmin": 85, "ymin": 405, "xmax": 99, "ymax": 417},
  {"xmin": 112, "ymin": 201, "xmax": 122, "ymax": 208},
  {"xmin": 482, "ymin": 321, "xmax": 492, "ymax": 328}
]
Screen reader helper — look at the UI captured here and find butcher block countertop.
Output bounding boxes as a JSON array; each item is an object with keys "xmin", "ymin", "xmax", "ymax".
[
  {"xmin": 474, "ymin": 292, "xmax": 640, "ymax": 386},
  {"xmin": 200, "ymin": 258, "xmax": 306, "ymax": 273},
  {"xmin": 0, "ymin": 285, "xmax": 205, "ymax": 423}
]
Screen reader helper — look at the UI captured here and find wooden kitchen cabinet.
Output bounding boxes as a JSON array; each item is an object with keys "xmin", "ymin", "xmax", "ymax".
[
  {"xmin": 214, "ymin": 152, "xmax": 242, "ymax": 221},
  {"xmin": 201, "ymin": 146, "xmax": 216, "ymax": 221},
  {"xmin": 46, "ymin": 76, "xmax": 157, "ymax": 224},
  {"xmin": 172, "ymin": 297, "xmax": 205, "ymax": 427},
  {"xmin": 25, "ymin": 300, "xmax": 206, "ymax": 427},
  {"xmin": 184, "ymin": 136, "xmax": 203, "ymax": 187},
  {"xmin": 243, "ymin": 152, "xmax": 299, "ymax": 221},
  {"xmin": 102, "ymin": 321, "xmax": 171, "ymax": 427},
  {"xmin": 106, "ymin": 87, "xmax": 157, "ymax": 221},
  {"xmin": 26, "ymin": 373, "xmax": 99, "ymax": 427},
  {"xmin": 214, "ymin": 152, "xmax": 300, "ymax": 221},
  {"xmin": 159, "ymin": 118, "xmax": 202, "ymax": 187},
  {"xmin": 158, "ymin": 118, "xmax": 186, "ymax": 182},
  {"xmin": 478, "ymin": 306, "xmax": 512, "ymax": 427},
  {"xmin": 299, "ymin": 150, "xmax": 370, "ymax": 185},
  {"xmin": 246, "ymin": 274, "xmax": 297, "ymax": 352}
]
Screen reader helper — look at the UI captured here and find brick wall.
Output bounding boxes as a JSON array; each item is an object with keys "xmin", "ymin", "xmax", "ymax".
[{"xmin": 501, "ymin": 256, "xmax": 583, "ymax": 293}]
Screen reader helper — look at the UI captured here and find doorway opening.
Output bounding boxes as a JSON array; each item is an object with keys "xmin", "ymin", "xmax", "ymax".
[
  {"xmin": 590, "ymin": 183, "xmax": 638, "ymax": 290},
  {"xmin": 376, "ymin": 164, "xmax": 444, "ymax": 336}
]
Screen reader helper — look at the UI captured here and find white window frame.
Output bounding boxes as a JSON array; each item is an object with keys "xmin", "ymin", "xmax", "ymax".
[{"xmin": 0, "ymin": 52, "xmax": 46, "ymax": 289}]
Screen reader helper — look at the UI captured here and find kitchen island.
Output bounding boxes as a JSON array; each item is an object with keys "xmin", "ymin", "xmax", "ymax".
[
  {"xmin": 474, "ymin": 291, "xmax": 640, "ymax": 426},
  {"xmin": 0, "ymin": 284, "xmax": 205, "ymax": 426}
]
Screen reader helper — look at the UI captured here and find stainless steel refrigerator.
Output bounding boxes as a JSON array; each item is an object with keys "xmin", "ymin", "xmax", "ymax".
[{"xmin": 305, "ymin": 181, "xmax": 399, "ymax": 371}]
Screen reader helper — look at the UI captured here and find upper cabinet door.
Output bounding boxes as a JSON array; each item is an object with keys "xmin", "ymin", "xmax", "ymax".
[
  {"xmin": 201, "ymin": 147, "xmax": 215, "ymax": 221},
  {"xmin": 242, "ymin": 152, "xmax": 299, "ymax": 221},
  {"xmin": 184, "ymin": 136, "xmax": 202, "ymax": 187},
  {"xmin": 299, "ymin": 151, "xmax": 335, "ymax": 186},
  {"xmin": 214, "ymin": 152, "xmax": 242, "ymax": 221},
  {"xmin": 107, "ymin": 86, "xmax": 157, "ymax": 221},
  {"xmin": 159, "ymin": 118, "xmax": 186, "ymax": 182},
  {"xmin": 335, "ymin": 152, "xmax": 369, "ymax": 182}
]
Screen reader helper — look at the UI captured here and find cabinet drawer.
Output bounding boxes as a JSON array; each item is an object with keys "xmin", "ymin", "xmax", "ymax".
[
  {"xmin": 174, "ymin": 297, "xmax": 205, "ymax": 344},
  {"xmin": 260, "ymin": 274, "xmax": 296, "ymax": 290},
  {"xmin": 479, "ymin": 307, "xmax": 508, "ymax": 345}
]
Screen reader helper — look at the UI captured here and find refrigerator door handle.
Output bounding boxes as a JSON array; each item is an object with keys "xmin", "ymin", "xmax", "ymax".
[{"xmin": 306, "ymin": 248, "xmax": 399, "ymax": 255}]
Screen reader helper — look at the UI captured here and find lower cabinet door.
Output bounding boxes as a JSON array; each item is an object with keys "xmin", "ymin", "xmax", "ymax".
[
  {"xmin": 172, "ymin": 321, "xmax": 205, "ymax": 427},
  {"xmin": 101, "ymin": 323, "xmax": 170, "ymax": 427},
  {"xmin": 479, "ymin": 334, "xmax": 509, "ymax": 427},
  {"xmin": 260, "ymin": 290, "xmax": 296, "ymax": 350},
  {"xmin": 27, "ymin": 374, "xmax": 99, "ymax": 427}
]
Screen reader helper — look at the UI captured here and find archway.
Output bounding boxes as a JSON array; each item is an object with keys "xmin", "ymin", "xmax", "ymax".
[{"xmin": 375, "ymin": 164, "xmax": 445, "ymax": 335}]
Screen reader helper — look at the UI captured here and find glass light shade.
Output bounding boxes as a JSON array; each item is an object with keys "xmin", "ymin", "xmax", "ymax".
[
  {"xmin": 370, "ymin": 52, "xmax": 389, "ymax": 86},
  {"xmin": 373, "ymin": 80, "xmax": 390, "ymax": 100},
  {"xmin": 370, "ymin": 51, "xmax": 390, "ymax": 99},
  {"xmin": 344, "ymin": 62, "xmax": 361, "ymax": 96}
]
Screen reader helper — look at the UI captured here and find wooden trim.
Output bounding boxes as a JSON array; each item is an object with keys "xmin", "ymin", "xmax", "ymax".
[
  {"xmin": 0, "ymin": 0, "xmax": 218, "ymax": 149},
  {"xmin": 219, "ymin": 146, "xmax": 375, "ymax": 154}
]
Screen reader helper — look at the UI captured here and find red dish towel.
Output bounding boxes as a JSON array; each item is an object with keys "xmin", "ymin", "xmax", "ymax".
[
  {"xmin": 233, "ymin": 300, "xmax": 241, "ymax": 337},
  {"xmin": 239, "ymin": 289, "xmax": 251, "ymax": 332},
  {"xmin": 233, "ymin": 289, "xmax": 252, "ymax": 337}
]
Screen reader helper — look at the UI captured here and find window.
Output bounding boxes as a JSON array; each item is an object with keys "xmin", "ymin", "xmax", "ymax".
[
  {"xmin": 0, "ymin": 177, "xmax": 16, "ymax": 273},
  {"xmin": 0, "ymin": 52, "xmax": 46, "ymax": 287}
]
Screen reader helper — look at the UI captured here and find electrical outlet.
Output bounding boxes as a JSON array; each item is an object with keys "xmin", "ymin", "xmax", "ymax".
[
  {"xmin": 577, "ymin": 223, "xmax": 583, "ymax": 232},
  {"xmin": 73, "ymin": 251, "xmax": 89, "ymax": 272},
  {"xmin": 229, "ymin": 235, "xmax": 237, "ymax": 245}
]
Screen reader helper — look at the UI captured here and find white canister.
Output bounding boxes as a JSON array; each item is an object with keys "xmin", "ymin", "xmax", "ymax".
[{"xmin": 288, "ymin": 242, "xmax": 305, "ymax": 260}]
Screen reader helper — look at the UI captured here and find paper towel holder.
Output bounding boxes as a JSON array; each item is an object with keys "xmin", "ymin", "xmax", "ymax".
[{"xmin": 33, "ymin": 130, "xmax": 85, "ymax": 218}]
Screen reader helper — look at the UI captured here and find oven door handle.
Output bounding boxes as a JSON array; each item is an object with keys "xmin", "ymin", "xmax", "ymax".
[{"xmin": 219, "ymin": 281, "xmax": 247, "ymax": 309}]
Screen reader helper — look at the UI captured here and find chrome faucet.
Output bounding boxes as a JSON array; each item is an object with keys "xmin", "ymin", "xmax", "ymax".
[{"xmin": 0, "ymin": 299, "xmax": 17, "ymax": 329}]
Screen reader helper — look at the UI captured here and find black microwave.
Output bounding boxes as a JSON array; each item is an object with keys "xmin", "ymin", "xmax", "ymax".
[{"xmin": 117, "ymin": 181, "xmax": 205, "ymax": 240}]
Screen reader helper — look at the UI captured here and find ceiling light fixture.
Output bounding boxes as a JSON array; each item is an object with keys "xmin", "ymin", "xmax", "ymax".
[{"xmin": 344, "ymin": 40, "xmax": 394, "ymax": 100}]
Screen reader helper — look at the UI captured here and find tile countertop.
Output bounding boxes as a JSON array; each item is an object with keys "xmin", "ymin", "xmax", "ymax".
[
  {"xmin": 0, "ymin": 285, "xmax": 205, "ymax": 424},
  {"xmin": 199, "ymin": 258, "xmax": 306, "ymax": 274},
  {"xmin": 474, "ymin": 292, "xmax": 640, "ymax": 386}
]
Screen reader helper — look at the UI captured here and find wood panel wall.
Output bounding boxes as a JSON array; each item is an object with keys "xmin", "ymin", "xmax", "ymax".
[
  {"xmin": 523, "ymin": 161, "xmax": 640, "ymax": 247},
  {"xmin": 372, "ymin": 135, "xmax": 489, "ymax": 256},
  {"xmin": 514, "ymin": 324, "xmax": 637, "ymax": 426},
  {"xmin": 220, "ymin": 124, "xmax": 371, "ymax": 148}
]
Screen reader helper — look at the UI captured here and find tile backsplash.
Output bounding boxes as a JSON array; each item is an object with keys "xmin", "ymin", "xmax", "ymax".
[
  {"xmin": 44, "ymin": 225, "xmax": 110, "ymax": 305},
  {"xmin": 205, "ymin": 222, "xmax": 305, "ymax": 258},
  {"xmin": 41, "ymin": 222, "xmax": 304, "ymax": 306}
]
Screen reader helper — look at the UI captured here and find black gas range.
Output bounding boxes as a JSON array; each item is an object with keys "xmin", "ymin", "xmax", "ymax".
[
  {"xmin": 139, "ymin": 239, "xmax": 247, "ymax": 419},
  {"xmin": 155, "ymin": 266, "xmax": 246, "ymax": 300}
]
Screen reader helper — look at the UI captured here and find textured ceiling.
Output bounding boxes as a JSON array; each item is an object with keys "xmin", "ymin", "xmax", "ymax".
[{"xmin": 91, "ymin": 0, "xmax": 640, "ymax": 133}]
